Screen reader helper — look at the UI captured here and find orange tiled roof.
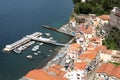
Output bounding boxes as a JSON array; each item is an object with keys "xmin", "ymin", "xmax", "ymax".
[
  {"xmin": 110, "ymin": 66, "xmax": 120, "ymax": 79},
  {"xmin": 105, "ymin": 50, "xmax": 112, "ymax": 54},
  {"xmin": 48, "ymin": 64, "xmax": 66, "ymax": 77},
  {"xmin": 90, "ymin": 36, "xmax": 101, "ymax": 43},
  {"xmin": 74, "ymin": 61, "xmax": 88, "ymax": 70},
  {"xmin": 25, "ymin": 69, "xmax": 67, "ymax": 80},
  {"xmin": 79, "ymin": 52, "xmax": 97, "ymax": 61},
  {"xmin": 96, "ymin": 63, "xmax": 120, "ymax": 79},
  {"xmin": 99, "ymin": 15, "xmax": 110, "ymax": 20},
  {"xmin": 68, "ymin": 43, "xmax": 81, "ymax": 51},
  {"xmin": 25, "ymin": 69, "xmax": 60, "ymax": 80},
  {"xmin": 84, "ymin": 26, "xmax": 93, "ymax": 34},
  {"xmin": 96, "ymin": 63, "xmax": 114, "ymax": 74}
]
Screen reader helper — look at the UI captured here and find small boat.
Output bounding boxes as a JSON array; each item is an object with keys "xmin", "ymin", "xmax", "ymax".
[
  {"xmin": 32, "ymin": 45, "xmax": 40, "ymax": 51},
  {"xmin": 47, "ymin": 54, "xmax": 50, "ymax": 57},
  {"xmin": 33, "ymin": 53, "xmax": 38, "ymax": 56},
  {"xmin": 45, "ymin": 33, "xmax": 51, "ymax": 36},
  {"xmin": 49, "ymin": 37, "xmax": 53, "ymax": 40},
  {"xmin": 14, "ymin": 48, "xmax": 21, "ymax": 54},
  {"xmin": 37, "ymin": 51, "xmax": 41, "ymax": 53},
  {"xmin": 27, "ymin": 55, "xmax": 33, "ymax": 60},
  {"xmin": 49, "ymin": 50, "xmax": 53, "ymax": 52},
  {"xmin": 39, "ymin": 42, "xmax": 44, "ymax": 46}
]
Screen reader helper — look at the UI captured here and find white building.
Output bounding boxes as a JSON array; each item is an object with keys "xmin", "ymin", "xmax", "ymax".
[{"xmin": 110, "ymin": 7, "xmax": 120, "ymax": 29}]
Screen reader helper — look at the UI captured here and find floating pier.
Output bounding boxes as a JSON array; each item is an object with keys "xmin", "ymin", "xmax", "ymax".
[{"xmin": 42, "ymin": 25, "xmax": 75, "ymax": 37}]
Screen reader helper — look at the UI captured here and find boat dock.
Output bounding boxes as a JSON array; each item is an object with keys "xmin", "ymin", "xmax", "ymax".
[
  {"xmin": 42, "ymin": 25, "xmax": 75, "ymax": 37},
  {"xmin": 3, "ymin": 32, "xmax": 42, "ymax": 52},
  {"xmin": 30, "ymin": 37, "xmax": 66, "ymax": 46},
  {"xmin": 3, "ymin": 32, "xmax": 65, "ymax": 52}
]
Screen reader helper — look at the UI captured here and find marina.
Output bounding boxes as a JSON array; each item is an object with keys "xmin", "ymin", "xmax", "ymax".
[
  {"xmin": 3, "ymin": 32, "xmax": 66, "ymax": 53},
  {"xmin": 3, "ymin": 32, "xmax": 42, "ymax": 52}
]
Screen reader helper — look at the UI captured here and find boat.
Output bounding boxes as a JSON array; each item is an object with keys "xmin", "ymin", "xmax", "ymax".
[
  {"xmin": 39, "ymin": 42, "xmax": 44, "ymax": 46},
  {"xmin": 47, "ymin": 54, "xmax": 50, "ymax": 57},
  {"xmin": 45, "ymin": 33, "xmax": 51, "ymax": 36},
  {"xmin": 37, "ymin": 51, "xmax": 41, "ymax": 53},
  {"xmin": 49, "ymin": 37, "xmax": 53, "ymax": 40},
  {"xmin": 32, "ymin": 45, "xmax": 40, "ymax": 51},
  {"xmin": 33, "ymin": 53, "xmax": 38, "ymax": 56},
  {"xmin": 49, "ymin": 50, "xmax": 53, "ymax": 52},
  {"xmin": 27, "ymin": 55, "xmax": 33, "ymax": 60},
  {"xmin": 14, "ymin": 48, "xmax": 21, "ymax": 54}
]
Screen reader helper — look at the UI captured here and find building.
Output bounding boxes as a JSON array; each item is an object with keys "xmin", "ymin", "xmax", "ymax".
[
  {"xmin": 64, "ymin": 61, "xmax": 87, "ymax": 80},
  {"xmin": 111, "ymin": 51, "xmax": 120, "ymax": 63},
  {"xmin": 66, "ymin": 43, "xmax": 82, "ymax": 60},
  {"xmin": 110, "ymin": 7, "xmax": 120, "ymax": 29},
  {"xmin": 97, "ymin": 15, "xmax": 110, "ymax": 26},
  {"xmin": 94, "ymin": 63, "xmax": 120, "ymax": 80},
  {"xmin": 81, "ymin": 0, "xmax": 85, "ymax": 3},
  {"xmin": 20, "ymin": 64, "xmax": 67, "ymax": 80},
  {"xmin": 99, "ymin": 45, "xmax": 112, "ymax": 62},
  {"xmin": 69, "ymin": 17, "xmax": 76, "ymax": 27}
]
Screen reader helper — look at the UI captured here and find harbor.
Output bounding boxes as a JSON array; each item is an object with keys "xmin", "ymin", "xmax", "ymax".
[
  {"xmin": 3, "ymin": 32, "xmax": 67, "ymax": 54},
  {"xmin": 0, "ymin": 0, "xmax": 74, "ymax": 79}
]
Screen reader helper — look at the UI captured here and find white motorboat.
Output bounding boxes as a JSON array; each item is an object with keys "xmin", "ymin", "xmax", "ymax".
[
  {"xmin": 14, "ymin": 48, "xmax": 21, "ymax": 54},
  {"xmin": 32, "ymin": 45, "xmax": 40, "ymax": 51},
  {"xmin": 37, "ymin": 51, "xmax": 41, "ymax": 53},
  {"xmin": 33, "ymin": 53, "xmax": 38, "ymax": 56},
  {"xmin": 39, "ymin": 42, "xmax": 44, "ymax": 46},
  {"xmin": 27, "ymin": 55, "xmax": 33, "ymax": 60},
  {"xmin": 49, "ymin": 37, "xmax": 53, "ymax": 40},
  {"xmin": 45, "ymin": 33, "xmax": 51, "ymax": 36},
  {"xmin": 49, "ymin": 50, "xmax": 53, "ymax": 52}
]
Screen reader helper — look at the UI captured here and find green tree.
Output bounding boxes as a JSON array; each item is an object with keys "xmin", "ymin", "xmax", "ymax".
[
  {"xmin": 75, "ymin": 3, "xmax": 92, "ymax": 14},
  {"xmin": 72, "ymin": 0, "xmax": 81, "ymax": 4}
]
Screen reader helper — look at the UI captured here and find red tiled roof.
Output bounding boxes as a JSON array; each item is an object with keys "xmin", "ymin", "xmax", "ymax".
[
  {"xmin": 74, "ymin": 61, "xmax": 88, "ymax": 70},
  {"xmin": 96, "ymin": 63, "xmax": 120, "ymax": 79},
  {"xmin": 25, "ymin": 69, "xmax": 60, "ymax": 80},
  {"xmin": 68, "ymin": 43, "xmax": 81, "ymax": 52},
  {"xmin": 48, "ymin": 64, "xmax": 66, "ymax": 77},
  {"xmin": 90, "ymin": 36, "xmax": 101, "ymax": 43},
  {"xmin": 110, "ymin": 66, "xmax": 120, "ymax": 79},
  {"xmin": 79, "ymin": 52, "xmax": 97, "ymax": 61},
  {"xmin": 99, "ymin": 15, "xmax": 110, "ymax": 20}
]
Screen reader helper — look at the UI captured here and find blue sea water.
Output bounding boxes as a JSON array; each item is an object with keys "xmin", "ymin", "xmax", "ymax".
[{"xmin": 0, "ymin": 0, "xmax": 73, "ymax": 80}]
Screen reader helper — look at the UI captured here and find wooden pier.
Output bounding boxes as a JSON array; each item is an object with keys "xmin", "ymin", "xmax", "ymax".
[{"xmin": 42, "ymin": 25, "xmax": 75, "ymax": 37}]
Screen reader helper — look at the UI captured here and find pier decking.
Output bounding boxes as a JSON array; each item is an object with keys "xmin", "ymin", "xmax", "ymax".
[
  {"xmin": 3, "ymin": 32, "xmax": 65, "ymax": 52},
  {"xmin": 42, "ymin": 25, "xmax": 75, "ymax": 37},
  {"xmin": 3, "ymin": 32, "xmax": 42, "ymax": 52},
  {"xmin": 29, "ymin": 37, "xmax": 66, "ymax": 46}
]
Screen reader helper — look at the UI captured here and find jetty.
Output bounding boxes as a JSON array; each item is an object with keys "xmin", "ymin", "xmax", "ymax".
[
  {"xmin": 3, "ymin": 32, "xmax": 42, "ymax": 52},
  {"xmin": 3, "ymin": 32, "xmax": 65, "ymax": 52},
  {"xmin": 42, "ymin": 25, "xmax": 75, "ymax": 37},
  {"xmin": 28, "ymin": 36, "xmax": 66, "ymax": 46}
]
